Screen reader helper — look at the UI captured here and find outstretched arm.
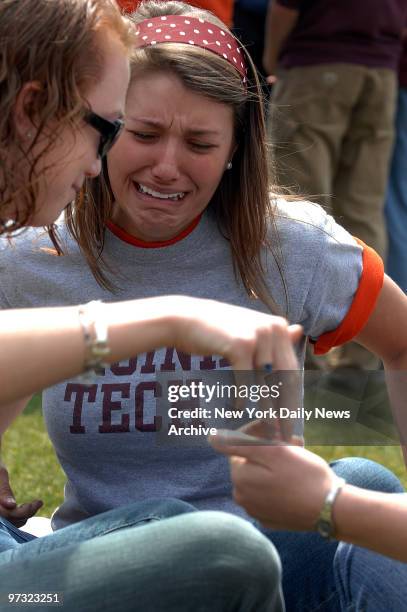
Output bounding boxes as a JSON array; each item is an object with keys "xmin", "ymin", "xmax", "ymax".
[
  {"xmin": 0, "ymin": 296, "xmax": 302, "ymax": 407},
  {"xmin": 210, "ymin": 432, "xmax": 407, "ymax": 563},
  {"xmin": 353, "ymin": 274, "xmax": 407, "ymax": 464}
]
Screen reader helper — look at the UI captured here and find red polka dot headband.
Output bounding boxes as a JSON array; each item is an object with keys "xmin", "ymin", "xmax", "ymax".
[{"xmin": 134, "ymin": 15, "xmax": 248, "ymax": 84}]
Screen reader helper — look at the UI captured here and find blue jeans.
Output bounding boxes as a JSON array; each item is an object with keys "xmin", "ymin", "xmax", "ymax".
[
  {"xmin": 334, "ymin": 541, "xmax": 407, "ymax": 611},
  {"xmin": 261, "ymin": 457, "xmax": 406, "ymax": 612},
  {"xmin": 0, "ymin": 499, "xmax": 283, "ymax": 612},
  {"xmin": 0, "ymin": 498, "xmax": 193, "ymax": 556},
  {"xmin": 385, "ymin": 87, "xmax": 407, "ymax": 293},
  {"xmin": 1, "ymin": 458, "xmax": 405, "ymax": 611}
]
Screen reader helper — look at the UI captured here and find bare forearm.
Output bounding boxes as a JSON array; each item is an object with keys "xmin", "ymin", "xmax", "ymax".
[
  {"xmin": 383, "ymin": 352, "xmax": 407, "ymax": 466},
  {"xmin": 0, "ymin": 298, "xmax": 176, "ymax": 405},
  {"xmin": 1, "ymin": 296, "xmax": 302, "ymax": 410},
  {"xmin": 354, "ymin": 276, "xmax": 407, "ymax": 466},
  {"xmin": 334, "ymin": 486, "xmax": 407, "ymax": 562},
  {"xmin": 263, "ymin": 1, "xmax": 299, "ymax": 74}
]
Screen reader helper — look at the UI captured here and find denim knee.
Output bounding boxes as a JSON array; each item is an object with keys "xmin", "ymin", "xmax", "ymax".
[
  {"xmin": 180, "ymin": 511, "xmax": 284, "ymax": 612},
  {"xmin": 330, "ymin": 457, "xmax": 404, "ymax": 493},
  {"xmin": 123, "ymin": 497, "xmax": 198, "ymax": 520}
]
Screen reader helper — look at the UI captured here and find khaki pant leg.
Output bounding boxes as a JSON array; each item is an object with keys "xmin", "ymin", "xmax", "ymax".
[
  {"xmin": 332, "ymin": 67, "xmax": 397, "ymax": 257},
  {"xmin": 269, "ymin": 65, "xmax": 365, "ymax": 369},
  {"xmin": 268, "ymin": 64, "xmax": 364, "ymax": 207},
  {"xmin": 331, "ymin": 68, "xmax": 397, "ymax": 370}
]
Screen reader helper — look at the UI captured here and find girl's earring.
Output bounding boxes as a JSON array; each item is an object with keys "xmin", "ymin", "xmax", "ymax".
[{"xmin": 226, "ymin": 161, "xmax": 233, "ymax": 170}]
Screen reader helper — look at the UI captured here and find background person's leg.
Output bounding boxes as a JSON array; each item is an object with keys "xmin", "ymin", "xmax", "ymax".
[
  {"xmin": 330, "ymin": 67, "xmax": 397, "ymax": 371},
  {"xmin": 385, "ymin": 87, "xmax": 407, "ymax": 294},
  {"xmin": 269, "ymin": 64, "xmax": 363, "ymax": 208},
  {"xmin": 332, "ymin": 68, "xmax": 396, "ymax": 260},
  {"xmin": 0, "ymin": 511, "xmax": 284, "ymax": 612},
  {"xmin": 269, "ymin": 64, "xmax": 364, "ymax": 373}
]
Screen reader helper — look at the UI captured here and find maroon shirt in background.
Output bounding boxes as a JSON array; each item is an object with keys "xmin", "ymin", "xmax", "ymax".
[
  {"xmin": 276, "ymin": 0, "xmax": 407, "ymax": 71},
  {"xmin": 399, "ymin": 39, "xmax": 407, "ymax": 87}
]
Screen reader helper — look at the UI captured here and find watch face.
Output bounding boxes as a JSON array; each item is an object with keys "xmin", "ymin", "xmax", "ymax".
[{"xmin": 317, "ymin": 519, "xmax": 333, "ymax": 539}]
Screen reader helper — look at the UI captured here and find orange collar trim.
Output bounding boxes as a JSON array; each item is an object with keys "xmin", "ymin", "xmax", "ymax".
[{"xmin": 106, "ymin": 215, "xmax": 202, "ymax": 248}]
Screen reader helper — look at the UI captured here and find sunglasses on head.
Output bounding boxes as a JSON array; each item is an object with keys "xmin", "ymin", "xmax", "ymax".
[{"xmin": 84, "ymin": 111, "xmax": 124, "ymax": 159}]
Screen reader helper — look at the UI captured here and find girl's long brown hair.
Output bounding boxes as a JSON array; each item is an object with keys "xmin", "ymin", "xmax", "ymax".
[
  {"xmin": 0, "ymin": 0, "xmax": 133, "ymax": 236},
  {"xmin": 67, "ymin": 0, "xmax": 288, "ymax": 315}
]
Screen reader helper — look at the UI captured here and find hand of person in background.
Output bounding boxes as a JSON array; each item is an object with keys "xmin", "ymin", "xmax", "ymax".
[
  {"xmin": 266, "ymin": 74, "xmax": 278, "ymax": 85},
  {"xmin": 0, "ymin": 460, "xmax": 43, "ymax": 527},
  {"xmin": 263, "ymin": 1, "xmax": 299, "ymax": 76}
]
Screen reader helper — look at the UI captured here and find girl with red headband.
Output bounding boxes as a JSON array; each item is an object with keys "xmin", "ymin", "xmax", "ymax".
[
  {"xmin": 2, "ymin": 1, "xmax": 407, "ymax": 610},
  {"xmin": 0, "ymin": 0, "xmax": 299, "ymax": 608}
]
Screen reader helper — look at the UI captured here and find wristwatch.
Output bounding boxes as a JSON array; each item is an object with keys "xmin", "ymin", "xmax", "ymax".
[{"xmin": 315, "ymin": 477, "xmax": 346, "ymax": 539}]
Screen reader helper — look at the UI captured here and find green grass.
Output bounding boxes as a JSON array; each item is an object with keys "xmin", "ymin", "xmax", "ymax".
[
  {"xmin": 3, "ymin": 395, "xmax": 65, "ymax": 517},
  {"xmin": 2, "ymin": 393, "xmax": 406, "ymax": 518},
  {"xmin": 304, "ymin": 374, "xmax": 407, "ymax": 488}
]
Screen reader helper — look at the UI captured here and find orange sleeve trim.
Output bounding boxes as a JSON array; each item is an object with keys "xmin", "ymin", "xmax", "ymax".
[{"xmin": 313, "ymin": 239, "xmax": 384, "ymax": 355}]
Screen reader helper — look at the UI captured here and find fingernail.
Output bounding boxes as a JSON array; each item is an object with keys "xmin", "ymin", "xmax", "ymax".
[
  {"xmin": 211, "ymin": 429, "xmax": 232, "ymax": 439},
  {"xmin": 208, "ymin": 430, "xmax": 229, "ymax": 443},
  {"xmin": 5, "ymin": 496, "xmax": 16, "ymax": 504}
]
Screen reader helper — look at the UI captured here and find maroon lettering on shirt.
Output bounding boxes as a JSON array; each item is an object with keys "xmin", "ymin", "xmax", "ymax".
[
  {"xmin": 65, "ymin": 384, "xmax": 97, "ymax": 433},
  {"xmin": 140, "ymin": 351, "xmax": 156, "ymax": 374},
  {"xmin": 200, "ymin": 355, "xmax": 217, "ymax": 370},
  {"xmin": 160, "ymin": 348, "xmax": 192, "ymax": 371},
  {"xmin": 135, "ymin": 381, "xmax": 162, "ymax": 432},
  {"xmin": 99, "ymin": 383, "xmax": 131, "ymax": 433},
  {"xmin": 110, "ymin": 358, "xmax": 137, "ymax": 376}
]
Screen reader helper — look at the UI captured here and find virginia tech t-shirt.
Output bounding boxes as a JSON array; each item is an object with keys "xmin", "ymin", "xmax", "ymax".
[{"xmin": 0, "ymin": 201, "xmax": 383, "ymax": 529}]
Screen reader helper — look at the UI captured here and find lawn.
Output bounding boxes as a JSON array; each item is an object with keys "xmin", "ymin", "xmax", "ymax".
[
  {"xmin": 3, "ymin": 395, "xmax": 65, "ymax": 516},
  {"xmin": 2, "ymin": 392, "xmax": 406, "ymax": 518}
]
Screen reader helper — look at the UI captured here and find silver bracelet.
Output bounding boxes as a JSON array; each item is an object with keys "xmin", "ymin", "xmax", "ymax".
[
  {"xmin": 315, "ymin": 477, "xmax": 346, "ymax": 540},
  {"xmin": 77, "ymin": 300, "xmax": 110, "ymax": 381}
]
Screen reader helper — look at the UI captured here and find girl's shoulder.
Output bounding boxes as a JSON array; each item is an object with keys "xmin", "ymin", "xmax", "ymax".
[
  {"xmin": 0, "ymin": 220, "xmax": 76, "ymax": 261},
  {"xmin": 0, "ymin": 221, "xmax": 79, "ymax": 296},
  {"xmin": 266, "ymin": 196, "xmax": 368, "ymax": 338},
  {"xmin": 270, "ymin": 197, "xmax": 351, "ymax": 245}
]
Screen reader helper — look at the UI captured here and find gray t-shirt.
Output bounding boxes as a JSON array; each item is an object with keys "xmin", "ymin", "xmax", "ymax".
[{"xmin": 0, "ymin": 200, "xmax": 380, "ymax": 529}]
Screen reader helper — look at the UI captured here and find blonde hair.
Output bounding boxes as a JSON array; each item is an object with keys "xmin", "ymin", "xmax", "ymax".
[
  {"xmin": 68, "ymin": 0, "xmax": 287, "ymax": 315},
  {"xmin": 0, "ymin": 0, "xmax": 134, "ymax": 234}
]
